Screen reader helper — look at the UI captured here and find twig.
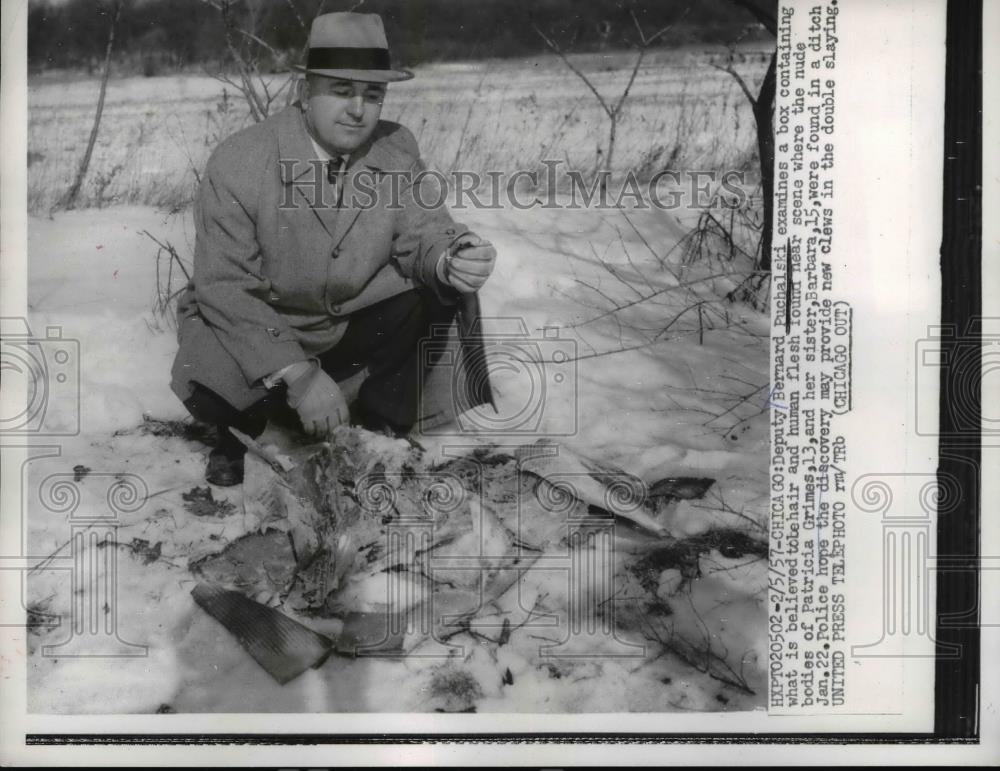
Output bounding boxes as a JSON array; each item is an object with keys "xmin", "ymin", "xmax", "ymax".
[
  {"xmin": 60, "ymin": 0, "xmax": 123, "ymax": 210},
  {"xmin": 565, "ymin": 270, "xmax": 747, "ymax": 329},
  {"xmin": 140, "ymin": 230, "xmax": 192, "ymax": 281},
  {"xmin": 452, "ymin": 65, "xmax": 491, "ymax": 170},
  {"xmin": 228, "ymin": 427, "xmax": 295, "ymax": 473},
  {"xmin": 534, "ymin": 5, "xmax": 690, "ymax": 182},
  {"xmin": 711, "ymin": 60, "xmax": 756, "ymax": 106},
  {"xmin": 532, "ymin": 26, "xmax": 611, "ymax": 116}
]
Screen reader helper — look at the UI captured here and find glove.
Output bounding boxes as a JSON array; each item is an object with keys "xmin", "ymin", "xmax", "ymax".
[
  {"xmin": 441, "ymin": 234, "xmax": 497, "ymax": 294},
  {"xmin": 284, "ymin": 361, "xmax": 349, "ymax": 437}
]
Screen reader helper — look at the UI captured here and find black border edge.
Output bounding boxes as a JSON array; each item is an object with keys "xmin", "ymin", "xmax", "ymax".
[
  {"xmin": 22, "ymin": 732, "xmax": 982, "ymax": 746},
  {"xmin": 934, "ymin": 0, "xmax": 983, "ymax": 740}
]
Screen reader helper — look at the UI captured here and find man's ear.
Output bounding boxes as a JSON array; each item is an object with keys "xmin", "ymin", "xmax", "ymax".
[{"xmin": 296, "ymin": 77, "xmax": 309, "ymax": 106}]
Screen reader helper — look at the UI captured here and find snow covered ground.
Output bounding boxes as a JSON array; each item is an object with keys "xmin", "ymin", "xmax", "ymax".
[{"xmin": 22, "ymin": 198, "xmax": 770, "ymax": 713}]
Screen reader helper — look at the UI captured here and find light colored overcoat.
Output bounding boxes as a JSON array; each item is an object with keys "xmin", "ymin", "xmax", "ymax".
[{"xmin": 171, "ymin": 104, "xmax": 492, "ymax": 425}]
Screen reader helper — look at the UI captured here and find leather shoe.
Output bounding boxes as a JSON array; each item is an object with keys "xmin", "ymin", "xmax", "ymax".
[{"xmin": 205, "ymin": 449, "xmax": 244, "ymax": 487}]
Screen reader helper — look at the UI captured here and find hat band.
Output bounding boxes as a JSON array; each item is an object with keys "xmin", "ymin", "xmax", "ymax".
[{"xmin": 306, "ymin": 47, "xmax": 392, "ymax": 71}]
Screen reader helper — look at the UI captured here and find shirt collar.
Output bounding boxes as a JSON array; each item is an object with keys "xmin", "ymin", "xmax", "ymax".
[
  {"xmin": 307, "ymin": 135, "xmax": 349, "ymax": 167},
  {"xmin": 277, "ymin": 106, "xmax": 396, "ymax": 184}
]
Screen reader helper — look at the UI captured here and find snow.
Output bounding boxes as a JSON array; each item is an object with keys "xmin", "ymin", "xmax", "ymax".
[{"xmin": 24, "ymin": 197, "xmax": 769, "ymax": 714}]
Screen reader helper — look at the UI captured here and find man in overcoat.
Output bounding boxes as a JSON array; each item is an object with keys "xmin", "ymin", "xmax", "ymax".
[{"xmin": 170, "ymin": 12, "xmax": 497, "ymax": 485}]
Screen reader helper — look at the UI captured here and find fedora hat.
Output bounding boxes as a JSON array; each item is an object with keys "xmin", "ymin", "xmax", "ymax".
[{"xmin": 294, "ymin": 12, "xmax": 413, "ymax": 83}]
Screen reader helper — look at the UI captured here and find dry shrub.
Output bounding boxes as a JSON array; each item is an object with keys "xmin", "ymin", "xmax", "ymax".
[{"xmin": 27, "ymin": 50, "xmax": 767, "ymax": 213}]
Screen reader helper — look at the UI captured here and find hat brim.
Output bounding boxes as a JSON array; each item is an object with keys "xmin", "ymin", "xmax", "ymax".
[{"xmin": 292, "ymin": 65, "xmax": 414, "ymax": 83}]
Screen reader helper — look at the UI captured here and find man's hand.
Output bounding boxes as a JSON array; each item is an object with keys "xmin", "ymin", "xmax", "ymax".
[
  {"xmin": 442, "ymin": 234, "xmax": 496, "ymax": 294},
  {"xmin": 284, "ymin": 361, "xmax": 348, "ymax": 437}
]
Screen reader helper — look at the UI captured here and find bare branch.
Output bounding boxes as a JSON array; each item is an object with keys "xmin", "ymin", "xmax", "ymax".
[
  {"xmin": 616, "ymin": 231, "xmax": 657, "ymax": 294},
  {"xmin": 140, "ymin": 229, "xmax": 192, "ymax": 282},
  {"xmin": 452, "ymin": 65, "xmax": 491, "ymax": 170},
  {"xmin": 533, "ymin": 24, "xmax": 612, "ymax": 117},
  {"xmin": 612, "ymin": 46, "xmax": 647, "ymax": 117},
  {"xmin": 617, "ymin": 209, "xmax": 693, "ymax": 291},
  {"xmin": 632, "ymin": 4, "xmax": 693, "ymax": 48},
  {"xmin": 690, "ymin": 489, "xmax": 768, "ymax": 534},
  {"xmin": 571, "ymin": 275, "xmax": 625, "ymax": 313},
  {"xmin": 653, "ymin": 300, "xmax": 708, "ymax": 341},
  {"xmin": 589, "ymin": 241, "xmax": 647, "ymax": 300},
  {"xmin": 565, "ymin": 271, "xmax": 740, "ymax": 329},
  {"xmin": 562, "ymin": 329, "xmax": 706, "ymax": 362},
  {"xmin": 60, "ymin": 0, "xmax": 124, "ymax": 210},
  {"xmin": 236, "ymin": 27, "xmax": 283, "ymax": 60},
  {"xmin": 703, "ymin": 383, "xmax": 767, "ymax": 425},
  {"xmin": 196, "ymin": 0, "xmax": 274, "ymax": 122},
  {"xmin": 711, "ymin": 60, "xmax": 757, "ymax": 107}
]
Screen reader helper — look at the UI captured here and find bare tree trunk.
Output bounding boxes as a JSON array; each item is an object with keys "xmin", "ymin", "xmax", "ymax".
[
  {"xmin": 62, "ymin": 0, "xmax": 123, "ymax": 210},
  {"xmin": 754, "ymin": 52, "xmax": 776, "ymax": 271},
  {"xmin": 729, "ymin": 0, "xmax": 776, "ymax": 272}
]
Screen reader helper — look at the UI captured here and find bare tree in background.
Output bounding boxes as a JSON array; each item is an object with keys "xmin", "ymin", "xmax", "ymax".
[
  {"xmin": 196, "ymin": 0, "xmax": 371, "ymax": 123},
  {"xmin": 60, "ymin": 0, "xmax": 124, "ymax": 210},
  {"xmin": 195, "ymin": 0, "xmax": 304, "ymax": 122},
  {"xmin": 715, "ymin": 0, "xmax": 777, "ymax": 273},
  {"xmin": 534, "ymin": 5, "xmax": 691, "ymax": 192}
]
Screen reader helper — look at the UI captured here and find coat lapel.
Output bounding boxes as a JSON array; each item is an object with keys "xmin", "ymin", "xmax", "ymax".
[
  {"xmin": 328, "ymin": 162, "xmax": 363, "ymax": 250},
  {"xmin": 328, "ymin": 126, "xmax": 399, "ymax": 249},
  {"xmin": 276, "ymin": 107, "xmax": 341, "ymax": 239},
  {"xmin": 276, "ymin": 106, "xmax": 401, "ymax": 251}
]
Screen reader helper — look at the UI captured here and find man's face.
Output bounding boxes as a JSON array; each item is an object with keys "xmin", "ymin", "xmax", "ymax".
[{"xmin": 303, "ymin": 76, "xmax": 386, "ymax": 154}]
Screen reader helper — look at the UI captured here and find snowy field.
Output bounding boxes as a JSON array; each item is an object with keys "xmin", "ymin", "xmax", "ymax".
[
  {"xmin": 21, "ymin": 54, "xmax": 771, "ymax": 715},
  {"xmin": 27, "ymin": 48, "xmax": 769, "ymax": 212}
]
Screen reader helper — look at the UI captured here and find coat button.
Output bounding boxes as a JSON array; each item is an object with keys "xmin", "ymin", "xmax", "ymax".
[
  {"xmin": 331, "ymin": 305, "xmax": 342, "ymax": 315},
  {"xmin": 267, "ymin": 327, "xmax": 280, "ymax": 337},
  {"xmin": 331, "ymin": 247, "xmax": 340, "ymax": 259}
]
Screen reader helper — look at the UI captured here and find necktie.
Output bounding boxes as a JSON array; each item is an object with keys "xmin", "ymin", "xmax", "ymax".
[{"xmin": 327, "ymin": 157, "xmax": 345, "ymax": 207}]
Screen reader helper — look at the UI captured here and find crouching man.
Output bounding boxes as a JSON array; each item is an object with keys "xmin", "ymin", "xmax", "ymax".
[{"xmin": 170, "ymin": 12, "xmax": 496, "ymax": 486}]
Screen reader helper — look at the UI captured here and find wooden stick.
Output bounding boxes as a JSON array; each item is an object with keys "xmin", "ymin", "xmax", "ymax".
[{"xmin": 228, "ymin": 427, "xmax": 295, "ymax": 473}]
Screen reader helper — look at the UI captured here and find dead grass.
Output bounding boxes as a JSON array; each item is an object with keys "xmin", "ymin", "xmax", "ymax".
[{"xmin": 27, "ymin": 49, "xmax": 768, "ymax": 214}]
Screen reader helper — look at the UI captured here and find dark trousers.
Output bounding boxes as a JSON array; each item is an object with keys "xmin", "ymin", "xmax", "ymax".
[{"xmin": 183, "ymin": 289, "xmax": 455, "ymax": 457}]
